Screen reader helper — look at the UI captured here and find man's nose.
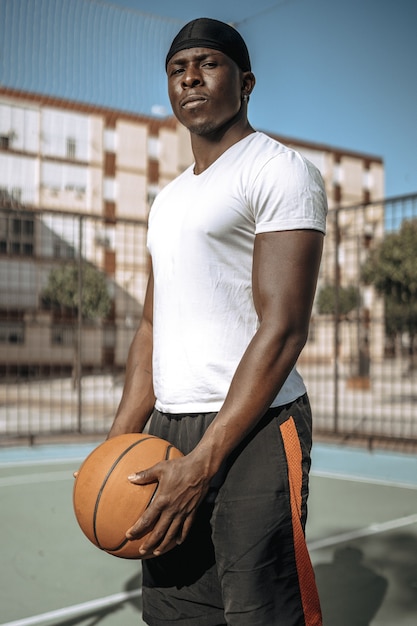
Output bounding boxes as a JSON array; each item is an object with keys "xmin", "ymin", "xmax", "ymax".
[{"xmin": 182, "ymin": 68, "xmax": 202, "ymax": 88}]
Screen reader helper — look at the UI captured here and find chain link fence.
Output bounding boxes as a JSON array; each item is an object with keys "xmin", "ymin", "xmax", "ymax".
[
  {"xmin": 1, "ymin": 193, "xmax": 417, "ymax": 448},
  {"xmin": 300, "ymin": 193, "xmax": 417, "ymax": 448}
]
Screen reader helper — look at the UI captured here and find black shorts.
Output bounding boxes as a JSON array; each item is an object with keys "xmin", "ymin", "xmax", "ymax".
[{"xmin": 142, "ymin": 394, "xmax": 322, "ymax": 626}]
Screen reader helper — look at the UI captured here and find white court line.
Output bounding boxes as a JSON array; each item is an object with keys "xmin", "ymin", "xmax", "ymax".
[
  {"xmin": 0, "ymin": 454, "xmax": 95, "ymax": 469},
  {"xmin": 1, "ymin": 513, "xmax": 417, "ymax": 626},
  {"xmin": 0, "ymin": 471, "xmax": 72, "ymax": 487},
  {"xmin": 0, "ymin": 590, "xmax": 141, "ymax": 626},
  {"xmin": 309, "ymin": 512, "xmax": 417, "ymax": 551},
  {"xmin": 311, "ymin": 469, "xmax": 417, "ymax": 490},
  {"xmin": 3, "ymin": 467, "xmax": 416, "ymax": 490}
]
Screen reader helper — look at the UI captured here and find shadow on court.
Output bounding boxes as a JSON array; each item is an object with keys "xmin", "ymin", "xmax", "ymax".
[
  {"xmin": 314, "ymin": 528, "xmax": 417, "ymax": 626},
  {"xmin": 315, "ymin": 545, "xmax": 388, "ymax": 625},
  {"xmin": 123, "ymin": 572, "xmax": 143, "ymax": 613}
]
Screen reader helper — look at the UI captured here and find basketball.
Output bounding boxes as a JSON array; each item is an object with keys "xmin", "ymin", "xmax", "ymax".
[{"xmin": 73, "ymin": 433, "xmax": 183, "ymax": 559}]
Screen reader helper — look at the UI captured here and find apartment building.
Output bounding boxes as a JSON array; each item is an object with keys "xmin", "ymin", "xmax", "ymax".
[
  {"xmin": 0, "ymin": 87, "xmax": 192, "ymax": 374},
  {"xmin": 0, "ymin": 87, "xmax": 384, "ymax": 375},
  {"xmin": 268, "ymin": 131, "xmax": 385, "ymax": 368}
]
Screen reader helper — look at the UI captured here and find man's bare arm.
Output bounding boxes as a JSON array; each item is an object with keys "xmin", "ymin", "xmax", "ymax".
[
  {"xmin": 108, "ymin": 265, "xmax": 155, "ymax": 437},
  {"xmin": 198, "ymin": 229, "xmax": 323, "ymax": 459}
]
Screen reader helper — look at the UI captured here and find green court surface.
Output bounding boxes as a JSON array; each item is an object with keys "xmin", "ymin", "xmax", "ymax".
[{"xmin": 1, "ymin": 441, "xmax": 417, "ymax": 626}]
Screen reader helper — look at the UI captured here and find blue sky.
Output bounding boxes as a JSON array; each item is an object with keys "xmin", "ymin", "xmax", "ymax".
[{"xmin": 1, "ymin": 0, "xmax": 416, "ymax": 198}]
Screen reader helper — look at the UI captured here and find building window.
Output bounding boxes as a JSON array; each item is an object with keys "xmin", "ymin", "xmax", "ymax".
[
  {"xmin": 53, "ymin": 241, "xmax": 75, "ymax": 259},
  {"xmin": 66, "ymin": 137, "xmax": 77, "ymax": 160},
  {"xmin": 148, "ymin": 136, "xmax": 160, "ymax": 159},
  {"xmin": 0, "ymin": 211, "xmax": 35, "ymax": 256},
  {"xmin": 147, "ymin": 184, "xmax": 159, "ymax": 207},
  {"xmin": 0, "ymin": 135, "xmax": 10, "ymax": 150},
  {"xmin": 104, "ymin": 129, "xmax": 117, "ymax": 152},
  {"xmin": 363, "ymin": 169, "xmax": 373, "ymax": 191},
  {"xmin": 0, "ymin": 322, "xmax": 25, "ymax": 344},
  {"xmin": 11, "ymin": 187, "xmax": 22, "ymax": 202},
  {"xmin": 51, "ymin": 325, "xmax": 75, "ymax": 346},
  {"xmin": 333, "ymin": 163, "xmax": 343, "ymax": 185},
  {"xmin": 103, "ymin": 178, "xmax": 117, "ymax": 202}
]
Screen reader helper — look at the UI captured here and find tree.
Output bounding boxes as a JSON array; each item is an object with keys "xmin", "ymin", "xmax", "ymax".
[
  {"xmin": 361, "ymin": 218, "xmax": 417, "ymax": 368},
  {"xmin": 316, "ymin": 284, "xmax": 370, "ymax": 380},
  {"xmin": 316, "ymin": 284, "xmax": 360, "ymax": 318},
  {"xmin": 42, "ymin": 263, "xmax": 112, "ymax": 387},
  {"xmin": 42, "ymin": 263, "xmax": 111, "ymax": 319}
]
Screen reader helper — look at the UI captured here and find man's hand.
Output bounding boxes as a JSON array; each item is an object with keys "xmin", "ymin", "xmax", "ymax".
[{"xmin": 126, "ymin": 452, "xmax": 212, "ymax": 558}]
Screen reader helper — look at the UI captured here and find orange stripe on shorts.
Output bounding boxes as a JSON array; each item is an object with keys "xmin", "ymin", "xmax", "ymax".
[{"xmin": 280, "ymin": 416, "xmax": 322, "ymax": 626}]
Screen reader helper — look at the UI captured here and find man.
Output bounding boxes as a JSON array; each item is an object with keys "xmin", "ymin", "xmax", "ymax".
[{"xmin": 109, "ymin": 17, "xmax": 327, "ymax": 626}]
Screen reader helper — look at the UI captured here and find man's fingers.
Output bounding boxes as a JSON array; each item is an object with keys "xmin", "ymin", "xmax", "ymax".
[
  {"xmin": 179, "ymin": 512, "xmax": 195, "ymax": 544},
  {"xmin": 126, "ymin": 507, "xmax": 157, "ymax": 540},
  {"xmin": 138, "ymin": 512, "xmax": 183, "ymax": 557},
  {"xmin": 128, "ymin": 463, "xmax": 161, "ymax": 484}
]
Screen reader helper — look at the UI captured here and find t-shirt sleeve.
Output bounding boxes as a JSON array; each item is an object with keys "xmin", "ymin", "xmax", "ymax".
[{"xmin": 249, "ymin": 149, "xmax": 328, "ymax": 234}]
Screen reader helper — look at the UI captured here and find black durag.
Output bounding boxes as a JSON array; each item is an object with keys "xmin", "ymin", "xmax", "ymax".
[{"xmin": 165, "ymin": 17, "xmax": 251, "ymax": 72}]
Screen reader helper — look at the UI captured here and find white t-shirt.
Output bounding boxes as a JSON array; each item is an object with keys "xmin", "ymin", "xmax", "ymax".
[{"xmin": 147, "ymin": 131, "xmax": 327, "ymax": 413}]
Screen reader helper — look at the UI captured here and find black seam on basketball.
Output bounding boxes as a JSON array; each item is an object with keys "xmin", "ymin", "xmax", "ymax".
[
  {"xmin": 109, "ymin": 481, "xmax": 160, "ymax": 554},
  {"xmin": 92, "ymin": 436, "xmax": 158, "ymax": 550},
  {"xmin": 147, "ymin": 483, "xmax": 159, "ymax": 507},
  {"xmin": 107, "ymin": 537, "xmax": 129, "ymax": 552},
  {"xmin": 165, "ymin": 444, "xmax": 175, "ymax": 460}
]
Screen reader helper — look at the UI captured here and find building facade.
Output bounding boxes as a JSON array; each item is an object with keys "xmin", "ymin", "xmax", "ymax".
[
  {"xmin": 268, "ymin": 131, "xmax": 385, "ymax": 370},
  {"xmin": 0, "ymin": 87, "xmax": 384, "ymax": 376},
  {"xmin": 0, "ymin": 87, "xmax": 192, "ymax": 374}
]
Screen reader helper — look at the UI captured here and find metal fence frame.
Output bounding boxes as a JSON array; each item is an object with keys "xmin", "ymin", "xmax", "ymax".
[{"xmin": 1, "ymin": 193, "xmax": 417, "ymax": 448}]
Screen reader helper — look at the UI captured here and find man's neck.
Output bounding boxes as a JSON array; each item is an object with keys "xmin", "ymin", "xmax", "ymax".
[{"xmin": 191, "ymin": 122, "xmax": 255, "ymax": 175}]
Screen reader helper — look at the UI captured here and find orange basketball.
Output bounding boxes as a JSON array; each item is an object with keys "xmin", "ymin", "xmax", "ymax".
[{"xmin": 73, "ymin": 433, "xmax": 183, "ymax": 559}]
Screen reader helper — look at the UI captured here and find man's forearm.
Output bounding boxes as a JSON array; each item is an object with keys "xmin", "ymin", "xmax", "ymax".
[{"xmin": 108, "ymin": 321, "xmax": 155, "ymax": 437}]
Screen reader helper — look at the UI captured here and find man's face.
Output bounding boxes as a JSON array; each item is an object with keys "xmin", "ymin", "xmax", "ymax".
[{"xmin": 166, "ymin": 48, "xmax": 244, "ymax": 136}]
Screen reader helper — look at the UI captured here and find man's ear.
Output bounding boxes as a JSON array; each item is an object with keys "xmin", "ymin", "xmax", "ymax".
[{"xmin": 242, "ymin": 71, "xmax": 256, "ymax": 98}]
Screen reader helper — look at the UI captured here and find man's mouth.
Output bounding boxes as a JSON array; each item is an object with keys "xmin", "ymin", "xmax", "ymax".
[{"xmin": 181, "ymin": 95, "xmax": 207, "ymax": 109}]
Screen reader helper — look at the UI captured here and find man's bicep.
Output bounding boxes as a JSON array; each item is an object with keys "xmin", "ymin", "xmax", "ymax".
[
  {"xmin": 252, "ymin": 229, "xmax": 324, "ymax": 328},
  {"xmin": 142, "ymin": 262, "xmax": 154, "ymax": 327}
]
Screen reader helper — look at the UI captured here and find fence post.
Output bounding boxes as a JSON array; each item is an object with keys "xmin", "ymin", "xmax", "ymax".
[
  {"xmin": 77, "ymin": 216, "xmax": 83, "ymax": 432},
  {"xmin": 333, "ymin": 208, "xmax": 340, "ymax": 433}
]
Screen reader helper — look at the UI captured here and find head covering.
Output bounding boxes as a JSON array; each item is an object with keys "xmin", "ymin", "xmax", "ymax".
[{"xmin": 165, "ymin": 18, "xmax": 251, "ymax": 72}]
